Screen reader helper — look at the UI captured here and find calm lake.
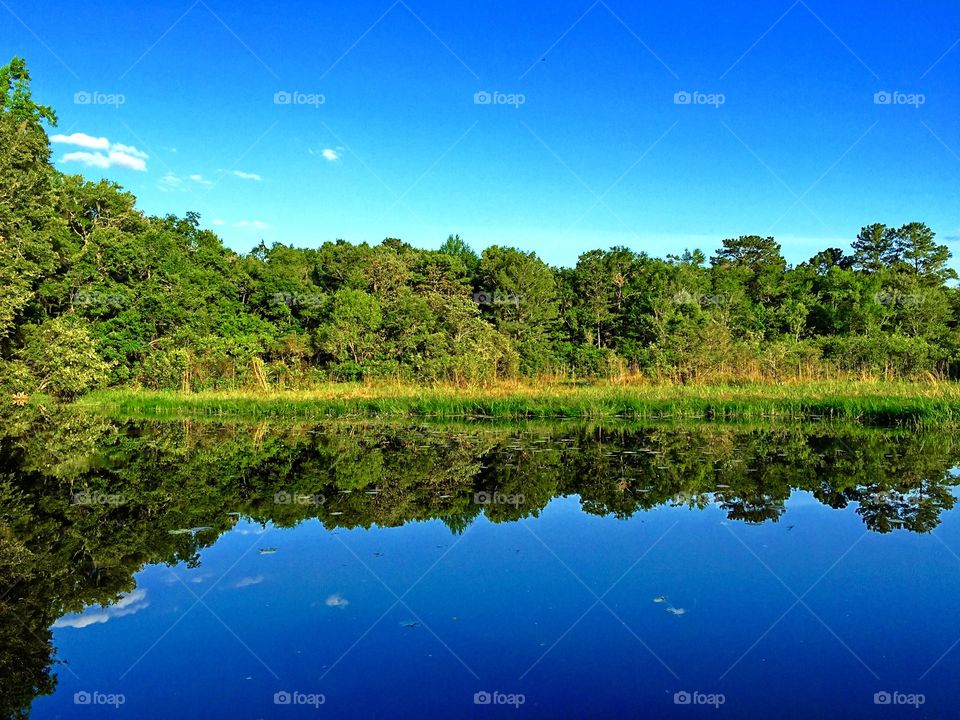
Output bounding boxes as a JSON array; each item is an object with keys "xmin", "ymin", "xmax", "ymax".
[{"xmin": 3, "ymin": 413, "xmax": 959, "ymax": 718}]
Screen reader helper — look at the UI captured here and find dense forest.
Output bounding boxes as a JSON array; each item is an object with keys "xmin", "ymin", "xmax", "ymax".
[{"xmin": 2, "ymin": 57, "xmax": 959, "ymax": 398}]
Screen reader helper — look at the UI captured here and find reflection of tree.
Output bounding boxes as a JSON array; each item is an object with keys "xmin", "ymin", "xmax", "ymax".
[
  {"xmin": 1, "ymin": 413, "xmax": 959, "ymax": 716},
  {"xmin": 0, "ymin": 530, "xmax": 57, "ymax": 720}
]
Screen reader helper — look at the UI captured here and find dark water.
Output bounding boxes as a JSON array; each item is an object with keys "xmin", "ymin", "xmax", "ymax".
[{"xmin": 2, "ymin": 413, "xmax": 960, "ymax": 718}]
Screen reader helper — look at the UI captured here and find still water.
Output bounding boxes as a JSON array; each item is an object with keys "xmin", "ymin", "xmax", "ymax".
[{"xmin": 3, "ymin": 414, "xmax": 959, "ymax": 718}]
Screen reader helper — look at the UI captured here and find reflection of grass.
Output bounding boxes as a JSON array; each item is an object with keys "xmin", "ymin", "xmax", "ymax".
[{"xmin": 79, "ymin": 380, "xmax": 960, "ymax": 426}]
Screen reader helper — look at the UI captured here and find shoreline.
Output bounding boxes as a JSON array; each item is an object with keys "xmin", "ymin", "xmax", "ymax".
[{"xmin": 76, "ymin": 381, "xmax": 960, "ymax": 426}]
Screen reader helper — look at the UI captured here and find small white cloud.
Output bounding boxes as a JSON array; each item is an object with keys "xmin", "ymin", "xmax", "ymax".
[
  {"xmin": 56, "ymin": 133, "xmax": 148, "ymax": 171},
  {"xmin": 159, "ymin": 172, "xmax": 183, "ymax": 191},
  {"xmin": 232, "ymin": 170, "xmax": 262, "ymax": 181},
  {"xmin": 111, "ymin": 143, "xmax": 148, "ymax": 159},
  {"xmin": 54, "ymin": 589, "xmax": 149, "ymax": 629},
  {"xmin": 212, "ymin": 218, "xmax": 226, "ymax": 226},
  {"xmin": 107, "ymin": 151, "xmax": 147, "ymax": 171},
  {"xmin": 234, "ymin": 220, "xmax": 270, "ymax": 230},
  {"xmin": 61, "ymin": 151, "xmax": 110, "ymax": 169},
  {"xmin": 233, "ymin": 575, "xmax": 265, "ymax": 588},
  {"xmin": 321, "ymin": 148, "xmax": 339, "ymax": 161},
  {"xmin": 325, "ymin": 593, "xmax": 349, "ymax": 608},
  {"xmin": 189, "ymin": 174, "xmax": 213, "ymax": 187},
  {"xmin": 51, "ymin": 132, "xmax": 110, "ymax": 150}
]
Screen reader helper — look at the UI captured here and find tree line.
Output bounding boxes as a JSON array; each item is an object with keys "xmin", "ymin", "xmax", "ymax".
[{"xmin": 2, "ymin": 57, "xmax": 959, "ymax": 397}]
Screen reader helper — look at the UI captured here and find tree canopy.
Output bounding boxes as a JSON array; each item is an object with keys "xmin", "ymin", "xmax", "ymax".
[{"xmin": 1, "ymin": 57, "xmax": 959, "ymax": 396}]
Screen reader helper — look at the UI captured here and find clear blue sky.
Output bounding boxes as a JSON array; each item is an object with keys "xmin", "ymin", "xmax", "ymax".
[{"xmin": 3, "ymin": 0, "xmax": 959, "ymax": 268}]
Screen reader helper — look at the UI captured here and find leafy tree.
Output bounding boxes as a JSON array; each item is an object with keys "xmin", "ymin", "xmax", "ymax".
[
  {"xmin": 852, "ymin": 224, "xmax": 896, "ymax": 273},
  {"xmin": 317, "ymin": 288, "xmax": 382, "ymax": 374},
  {"xmin": 892, "ymin": 222, "xmax": 956, "ymax": 283},
  {"xmin": 438, "ymin": 234, "xmax": 479, "ymax": 277},
  {"xmin": 0, "ymin": 57, "xmax": 56, "ymax": 125},
  {"xmin": 476, "ymin": 246, "xmax": 559, "ymax": 373},
  {"xmin": 16, "ymin": 317, "xmax": 110, "ymax": 396}
]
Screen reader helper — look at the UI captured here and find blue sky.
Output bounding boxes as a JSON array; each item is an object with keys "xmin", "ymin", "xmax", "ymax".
[{"xmin": 3, "ymin": 0, "xmax": 959, "ymax": 268}]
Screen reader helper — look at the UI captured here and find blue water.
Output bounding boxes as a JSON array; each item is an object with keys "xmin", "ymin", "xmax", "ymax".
[{"xmin": 34, "ymin": 490, "xmax": 960, "ymax": 719}]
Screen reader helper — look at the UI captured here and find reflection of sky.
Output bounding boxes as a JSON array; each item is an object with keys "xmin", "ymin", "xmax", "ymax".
[
  {"xmin": 35, "ymin": 498, "xmax": 960, "ymax": 719},
  {"xmin": 53, "ymin": 589, "xmax": 150, "ymax": 629}
]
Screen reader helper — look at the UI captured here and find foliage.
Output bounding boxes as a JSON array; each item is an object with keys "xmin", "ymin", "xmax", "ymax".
[
  {"xmin": 16, "ymin": 317, "xmax": 110, "ymax": 397},
  {"xmin": 1, "ymin": 56, "xmax": 959, "ymax": 393}
]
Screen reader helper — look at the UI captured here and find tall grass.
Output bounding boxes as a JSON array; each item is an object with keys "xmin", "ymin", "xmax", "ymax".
[{"xmin": 78, "ymin": 380, "xmax": 960, "ymax": 426}]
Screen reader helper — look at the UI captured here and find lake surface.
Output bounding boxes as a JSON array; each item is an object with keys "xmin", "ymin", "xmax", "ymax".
[{"xmin": 2, "ymin": 414, "xmax": 960, "ymax": 718}]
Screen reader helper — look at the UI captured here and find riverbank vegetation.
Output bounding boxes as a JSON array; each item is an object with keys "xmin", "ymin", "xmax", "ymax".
[
  {"xmin": 3, "ymin": 57, "xmax": 960, "ymax": 404},
  {"xmin": 79, "ymin": 381, "xmax": 960, "ymax": 426}
]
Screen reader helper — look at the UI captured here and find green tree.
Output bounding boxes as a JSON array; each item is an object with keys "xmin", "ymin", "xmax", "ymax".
[
  {"xmin": 318, "ymin": 288, "xmax": 383, "ymax": 373},
  {"xmin": 892, "ymin": 222, "xmax": 956, "ymax": 283},
  {"xmin": 476, "ymin": 246, "xmax": 559, "ymax": 373},
  {"xmin": 852, "ymin": 224, "xmax": 896, "ymax": 273},
  {"xmin": 16, "ymin": 317, "xmax": 110, "ymax": 396}
]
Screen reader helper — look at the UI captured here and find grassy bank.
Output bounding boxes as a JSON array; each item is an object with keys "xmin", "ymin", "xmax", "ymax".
[{"xmin": 77, "ymin": 381, "xmax": 960, "ymax": 426}]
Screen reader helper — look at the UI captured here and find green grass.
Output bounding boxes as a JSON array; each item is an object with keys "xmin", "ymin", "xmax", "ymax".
[{"xmin": 76, "ymin": 380, "xmax": 960, "ymax": 426}]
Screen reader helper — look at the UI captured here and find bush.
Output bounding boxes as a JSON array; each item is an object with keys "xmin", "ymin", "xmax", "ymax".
[{"xmin": 16, "ymin": 317, "xmax": 110, "ymax": 397}]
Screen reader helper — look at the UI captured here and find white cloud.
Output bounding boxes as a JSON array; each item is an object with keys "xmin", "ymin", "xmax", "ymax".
[
  {"xmin": 107, "ymin": 151, "xmax": 147, "ymax": 171},
  {"xmin": 50, "ymin": 132, "xmax": 109, "ymax": 150},
  {"xmin": 325, "ymin": 593, "xmax": 349, "ymax": 608},
  {"xmin": 321, "ymin": 148, "xmax": 339, "ymax": 161},
  {"xmin": 61, "ymin": 151, "xmax": 110, "ymax": 169},
  {"xmin": 111, "ymin": 143, "xmax": 148, "ymax": 159},
  {"xmin": 212, "ymin": 218, "xmax": 226, "ymax": 226},
  {"xmin": 159, "ymin": 173, "xmax": 183, "ymax": 191},
  {"xmin": 54, "ymin": 589, "xmax": 149, "ymax": 629},
  {"xmin": 189, "ymin": 174, "xmax": 213, "ymax": 187},
  {"xmin": 232, "ymin": 170, "xmax": 262, "ymax": 181},
  {"xmin": 55, "ymin": 133, "xmax": 148, "ymax": 171},
  {"xmin": 233, "ymin": 575, "xmax": 265, "ymax": 588},
  {"xmin": 234, "ymin": 220, "xmax": 270, "ymax": 230}
]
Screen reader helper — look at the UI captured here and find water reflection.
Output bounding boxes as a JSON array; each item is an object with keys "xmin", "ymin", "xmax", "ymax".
[{"xmin": 1, "ymin": 410, "xmax": 958, "ymax": 717}]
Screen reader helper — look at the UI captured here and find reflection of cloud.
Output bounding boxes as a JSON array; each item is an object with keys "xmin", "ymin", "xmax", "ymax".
[
  {"xmin": 325, "ymin": 593, "xmax": 349, "ymax": 609},
  {"xmin": 235, "ymin": 527, "xmax": 268, "ymax": 535},
  {"xmin": 233, "ymin": 575, "xmax": 265, "ymax": 588},
  {"xmin": 54, "ymin": 589, "xmax": 149, "ymax": 629}
]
